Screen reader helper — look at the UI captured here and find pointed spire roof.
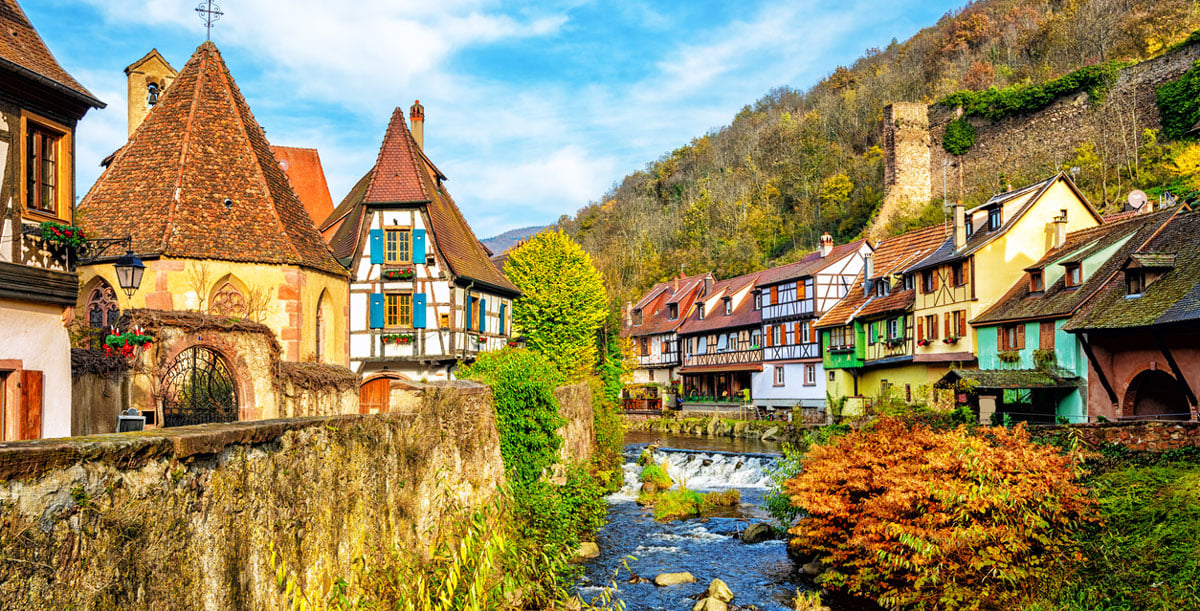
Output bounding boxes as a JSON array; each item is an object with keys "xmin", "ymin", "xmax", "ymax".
[
  {"xmin": 329, "ymin": 107, "xmax": 518, "ymax": 296},
  {"xmin": 79, "ymin": 42, "xmax": 346, "ymax": 276}
]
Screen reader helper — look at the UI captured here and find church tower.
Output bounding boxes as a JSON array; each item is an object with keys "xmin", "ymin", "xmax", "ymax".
[{"xmin": 124, "ymin": 49, "xmax": 177, "ymax": 136}]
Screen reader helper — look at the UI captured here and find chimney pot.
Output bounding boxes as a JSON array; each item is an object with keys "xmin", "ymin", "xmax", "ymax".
[
  {"xmin": 410, "ymin": 99, "xmax": 425, "ymax": 149},
  {"xmin": 819, "ymin": 233, "xmax": 834, "ymax": 257},
  {"xmin": 953, "ymin": 204, "xmax": 966, "ymax": 250},
  {"xmin": 863, "ymin": 253, "xmax": 875, "ymax": 298}
]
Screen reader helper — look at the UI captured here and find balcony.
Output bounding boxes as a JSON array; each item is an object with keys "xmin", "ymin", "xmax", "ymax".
[
  {"xmin": 638, "ymin": 351, "xmax": 681, "ymax": 368},
  {"xmin": 764, "ymin": 343, "xmax": 819, "ymax": 361},
  {"xmin": 368, "ymin": 329, "xmax": 508, "ymax": 362},
  {"xmin": 762, "ymin": 298, "xmax": 814, "ymax": 321},
  {"xmin": 682, "ymin": 348, "xmax": 763, "ymax": 368}
]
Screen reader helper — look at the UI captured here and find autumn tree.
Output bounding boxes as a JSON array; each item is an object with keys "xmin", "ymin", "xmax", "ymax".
[{"xmin": 503, "ymin": 230, "xmax": 608, "ymax": 381}]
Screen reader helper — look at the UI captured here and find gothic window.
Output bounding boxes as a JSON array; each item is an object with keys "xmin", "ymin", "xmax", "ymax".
[
  {"xmin": 85, "ymin": 280, "xmax": 120, "ymax": 329},
  {"xmin": 210, "ymin": 282, "xmax": 247, "ymax": 317}
]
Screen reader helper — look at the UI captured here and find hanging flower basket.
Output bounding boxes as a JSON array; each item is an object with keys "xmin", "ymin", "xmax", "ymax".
[
  {"xmin": 917, "ymin": 339, "xmax": 930, "ymax": 347},
  {"xmin": 475, "ymin": 335, "xmax": 488, "ymax": 345},
  {"xmin": 38, "ymin": 221, "xmax": 88, "ymax": 249},
  {"xmin": 382, "ymin": 267, "xmax": 415, "ymax": 281},
  {"xmin": 943, "ymin": 336, "xmax": 960, "ymax": 345},
  {"xmin": 382, "ymin": 333, "xmax": 415, "ymax": 345},
  {"xmin": 884, "ymin": 337, "xmax": 904, "ymax": 348},
  {"xmin": 103, "ymin": 325, "xmax": 153, "ymax": 358}
]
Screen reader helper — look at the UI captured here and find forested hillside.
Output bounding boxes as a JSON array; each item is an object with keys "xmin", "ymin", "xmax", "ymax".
[{"xmin": 560, "ymin": 0, "xmax": 1200, "ymax": 306}]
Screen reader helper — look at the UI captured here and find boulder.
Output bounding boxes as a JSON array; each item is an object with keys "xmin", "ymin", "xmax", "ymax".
[
  {"xmin": 652, "ymin": 571, "xmax": 696, "ymax": 587},
  {"xmin": 801, "ymin": 560, "xmax": 824, "ymax": 576},
  {"xmin": 761, "ymin": 426, "xmax": 780, "ymax": 441},
  {"xmin": 573, "ymin": 541, "xmax": 600, "ymax": 561},
  {"xmin": 741, "ymin": 522, "xmax": 775, "ymax": 544},
  {"xmin": 692, "ymin": 597, "xmax": 728, "ymax": 611},
  {"xmin": 705, "ymin": 578, "xmax": 734, "ymax": 603}
]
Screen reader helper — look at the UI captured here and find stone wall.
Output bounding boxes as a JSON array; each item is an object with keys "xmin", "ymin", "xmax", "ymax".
[
  {"xmin": 1031, "ymin": 420, "xmax": 1200, "ymax": 452},
  {"xmin": 877, "ymin": 42, "xmax": 1200, "ymax": 228},
  {"xmin": 555, "ymin": 383, "xmax": 595, "ymax": 465},
  {"xmin": 0, "ymin": 383, "xmax": 506, "ymax": 611}
]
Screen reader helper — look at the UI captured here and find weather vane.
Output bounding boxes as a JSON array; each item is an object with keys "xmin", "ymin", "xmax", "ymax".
[{"xmin": 196, "ymin": 0, "xmax": 224, "ymax": 41}]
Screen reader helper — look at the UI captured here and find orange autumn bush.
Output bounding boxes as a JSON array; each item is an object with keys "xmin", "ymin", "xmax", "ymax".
[{"xmin": 784, "ymin": 418, "xmax": 1095, "ymax": 610}]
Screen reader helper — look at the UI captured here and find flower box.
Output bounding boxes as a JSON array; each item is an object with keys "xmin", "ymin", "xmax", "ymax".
[
  {"xmin": 103, "ymin": 326, "xmax": 153, "ymax": 358},
  {"xmin": 475, "ymin": 335, "xmax": 488, "ymax": 345},
  {"xmin": 381, "ymin": 333, "xmax": 415, "ymax": 345},
  {"xmin": 917, "ymin": 339, "xmax": 930, "ymax": 347},
  {"xmin": 884, "ymin": 337, "xmax": 904, "ymax": 348},
  {"xmin": 943, "ymin": 336, "xmax": 959, "ymax": 345},
  {"xmin": 382, "ymin": 267, "xmax": 415, "ymax": 281},
  {"xmin": 36, "ymin": 221, "xmax": 88, "ymax": 249}
]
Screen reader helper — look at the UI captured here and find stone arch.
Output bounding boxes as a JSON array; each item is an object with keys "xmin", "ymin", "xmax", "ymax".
[
  {"xmin": 316, "ymin": 289, "xmax": 334, "ymax": 363},
  {"xmin": 160, "ymin": 345, "xmax": 239, "ymax": 427},
  {"xmin": 1123, "ymin": 369, "xmax": 1190, "ymax": 420},
  {"xmin": 209, "ymin": 273, "xmax": 249, "ymax": 317},
  {"xmin": 82, "ymin": 276, "xmax": 121, "ymax": 329}
]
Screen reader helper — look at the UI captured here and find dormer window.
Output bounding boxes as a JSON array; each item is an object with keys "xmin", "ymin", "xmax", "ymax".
[
  {"xmin": 668, "ymin": 303, "xmax": 678, "ymax": 320},
  {"xmin": 723, "ymin": 296, "xmax": 732, "ymax": 316},
  {"xmin": 903, "ymin": 274, "xmax": 914, "ymax": 291},
  {"xmin": 1064, "ymin": 263, "xmax": 1082, "ymax": 288},
  {"xmin": 633, "ymin": 308, "xmax": 643, "ymax": 326},
  {"xmin": 988, "ymin": 207, "xmax": 1002, "ymax": 231},
  {"xmin": 697, "ymin": 303, "xmax": 705, "ymax": 320},
  {"xmin": 753, "ymin": 291, "xmax": 761, "ymax": 310},
  {"xmin": 875, "ymin": 280, "xmax": 890, "ymax": 297},
  {"xmin": 1126, "ymin": 270, "xmax": 1145, "ymax": 297},
  {"xmin": 1029, "ymin": 271, "xmax": 1044, "ymax": 293},
  {"xmin": 965, "ymin": 214, "xmax": 975, "ymax": 238}
]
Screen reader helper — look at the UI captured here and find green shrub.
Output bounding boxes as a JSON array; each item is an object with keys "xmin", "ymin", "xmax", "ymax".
[
  {"xmin": 639, "ymin": 463, "xmax": 673, "ymax": 491},
  {"xmin": 1157, "ymin": 61, "xmax": 1200, "ymax": 140},
  {"xmin": 704, "ymin": 489, "xmax": 741, "ymax": 507},
  {"xmin": 511, "ymin": 464, "xmax": 607, "ymax": 560},
  {"xmin": 460, "ymin": 348, "xmax": 565, "ymax": 485},
  {"xmin": 942, "ymin": 118, "xmax": 977, "ymax": 155},
  {"xmin": 652, "ymin": 488, "xmax": 707, "ymax": 521},
  {"xmin": 942, "ymin": 60, "xmax": 1129, "ymax": 121},
  {"xmin": 764, "ymin": 443, "xmax": 805, "ymax": 528}
]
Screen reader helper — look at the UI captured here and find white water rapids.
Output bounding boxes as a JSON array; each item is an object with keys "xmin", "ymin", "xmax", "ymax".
[{"xmin": 614, "ymin": 448, "xmax": 776, "ymax": 500}]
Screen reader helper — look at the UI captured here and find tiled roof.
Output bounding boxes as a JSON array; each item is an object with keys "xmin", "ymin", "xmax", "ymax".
[
  {"xmin": 1066, "ymin": 210, "xmax": 1200, "ymax": 330},
  {"xmin": 677, "ymin": 272, "xmax": 761, "ymax": 335},
  {"xmin": 939, "ymin": 368, "xmax": 1078, "ymax": 389},
  {"xmin": 330, "ymin": 106, "xmax": 519, "ymax": 296},
  {"xmin": 0, "ymin": 0, "xmax": 102, "ymax": 107},
  {"xmin": 907, "ymin": 174, "xmax": 1102, "ymax": 273},
  {"xmin": 755, "ymin": 240, "xmax": 868, "ymax": 286},
  {"xmin": 815, "ymin": 224, "xmax": 947, "ymax": 329},
  {"xmin": 625, "ymin": 274, "xmax": 709, "ymax": 338},
  {"xmin": 272, "ymin": 146, "xmax": 335, "ymax": 234},
  {"xmin": 78, "ymin": 42, "xmax": 345, "ymax": 276},
  {"xmin": 1128, "ymin": 253, "xmax": 1177, "ymax": 269},
  {"xmin": 975, "ymin": 211, "xmax": 1173, "ymax": 325}
]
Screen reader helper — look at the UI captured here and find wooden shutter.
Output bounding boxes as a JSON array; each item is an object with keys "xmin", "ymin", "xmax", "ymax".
[
  {"xmin": 770, "ymin": 286, "xmax": 778, "ymax": 304},
  {"xmin": 997, "ymin": 327, "xmax": 1005, "ymax": 351},
  {"xmin": 793, "ymin": 322, "xmax": 802, "ymax": 344},
  {"xmin": 1040, "ymin": 321, "xmax": 1055, "ymax": 350},
  {"xmin": 478, "ymin": 298, "xmax": 487, "ymax": 332},
  {"xmin": 943, "ymin": 312, "xmax": 950, "ymax": 338},
  {"xmin": 765, "ymin": 326, "xmax": 773, "ymax": 347},
  {"xmin": 1016, "ymin": 323, "xmax": 1026, "ymax": 350},
  {"xmin": 810, "ymin": 323, "xmax": 817, "ymax": 343},
  {"xmin": 797, "ymin": 281, "xmax": 806, "ymax": 299},
  {"xmin": 369, "ymin": 229, "xmax": 384, "ymax": 264},
  {"xmin": 19, "ymin": 370, "xmax": 42, "ymax": 440},
  {"xmin": 411, "ymin": 229, "xmax": 426, "ymax": 264},
  {"xmin": 932, "ymin": 269, "xmax": 941, "ymax": 291},
  {"xmin": 413, "ymin": 293, "xmax": 427, "ymax": 329},
  {"xmin": 465, "ymin": 295, "xmax": 474, "ymax": 330},
  {"xmin": 917, "ymin": 317, "xmax": 924, "ymax": 341},
  {"xmin": 499, "ymin": 303, "xmax": 507, "ymax": 335},
  {"xmin": 369, "ymin": 294, "xmax": 385, "ymax": 329},
  {"xmin": 958, "ymin": 310, "xmax": 966, "ymax": 337},
  {"xmin": 962, "ymin": 259, "xmax": 971, "ymax": 287}
]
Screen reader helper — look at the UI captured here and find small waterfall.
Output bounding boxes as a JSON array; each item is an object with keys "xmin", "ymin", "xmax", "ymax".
[{"xmin": 614, "ymin": 447, "xmax": 776, "ymax": 500}]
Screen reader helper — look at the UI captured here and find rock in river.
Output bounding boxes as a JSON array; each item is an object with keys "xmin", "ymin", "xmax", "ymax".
[
  {"xmin": 653, "ymin": 571, "xmax": 696, "ymax": 586},
  {"xmin": 801, "ymin": 560, "xmax": 824, "ymax": 576},
  {"xmin": 692, "ymin": 597, "xmax": 728, "ymax": 611},
  {"xmin": 573, "ymin": 541, "xmax": 600, "ymax": 561},
  {"xmin": 741, "ymin": 522, "xmax": 775, "ymax": 544},
  {"xmin": 705, "ymin": 578, "xmax": 734, "ymax": 602}
]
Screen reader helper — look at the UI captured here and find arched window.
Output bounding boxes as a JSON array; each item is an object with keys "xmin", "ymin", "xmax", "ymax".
[
  {"xmin": 210, "ymin": 282, "xmax": 247, "ymax": 317},
  {"xmin": 316, "ymin": 290, "xmax": 334, "ymax": 363},
  {"xmin": 85, "ymin": 279, "xmax": 120, "ymax": 329}
]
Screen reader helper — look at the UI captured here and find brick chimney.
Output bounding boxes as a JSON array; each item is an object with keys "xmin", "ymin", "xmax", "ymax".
[
  {"xmin": 819, "ymin": 233, "xmax": 834, "ymax": 257},
  {"xmin": 622, "ymin": 302, "xmax": 632, "ymax": 327},
  {"xmin": 410, "ymin": 100, "xmax": 424, "ymax": 149},
  {"xmin": 953, "ymin": 203, "xmax": 966, "ymax": 250},
  {"xmin": 1052, "ymin": 208, "xmax": 1069, "ymax": 249},
  {"xmin": 703, "ymin": 274, "xmax": 713, "ymax": 297}
]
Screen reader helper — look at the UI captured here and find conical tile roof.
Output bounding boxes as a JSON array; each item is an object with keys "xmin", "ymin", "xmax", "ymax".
[{"xmin": 79, "ymin": 42, "xmax": 346, "ymax": 276}]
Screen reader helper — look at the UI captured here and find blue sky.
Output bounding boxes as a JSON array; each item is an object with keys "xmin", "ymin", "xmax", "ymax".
[{"xmin": 31, "ymin": 0, "xmax": 964, "ymax": 237}]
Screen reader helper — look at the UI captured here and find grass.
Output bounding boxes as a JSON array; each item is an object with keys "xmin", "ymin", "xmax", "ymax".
[
  {"xmin": 638, "ymin": 463, "xmax": 673, "ymax": 491},
  {"xmin": 644, "ymin": 487, "xmax": 742, "ymax": 521},
  {"xmin": 1029, "ymin": 456, "xmax": 1200, "ymax": 610}
]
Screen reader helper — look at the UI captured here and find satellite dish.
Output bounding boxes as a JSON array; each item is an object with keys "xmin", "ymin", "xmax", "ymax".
[{"xmin": 1128, "ymin": 189, "xmax": 1148, "ymax": 211}]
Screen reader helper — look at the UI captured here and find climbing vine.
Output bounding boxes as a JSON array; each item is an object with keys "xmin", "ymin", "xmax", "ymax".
[
  {"xmin": 1157, "ymin": 61, "xmax": 1200, "ymax": 140},
  {"xmin": 942, "ymin": 60, "xmax": 1130, "ymax": 121},
  {"xmin": 942, "ymin": 118, "xmax": 977, "ymax": 155}
]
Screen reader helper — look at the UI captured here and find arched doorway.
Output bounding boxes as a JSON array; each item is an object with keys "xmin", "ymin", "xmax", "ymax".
[
  {"xmin": 161, "ymin": 346, "xmax": 239, "ymax": 426},
  {"xmin": 1124, "ymin": 369, "xmax": 1190, "ymax": 420},
  {"xmin": 359, "ymin": 377, "xmax": 391, "ymax": 415}
]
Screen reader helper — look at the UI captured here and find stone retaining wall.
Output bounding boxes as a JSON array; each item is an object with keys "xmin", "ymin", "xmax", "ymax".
[
  {"xmin": 1030, "ymin": 420, "xmax": 1200, "ymax": 452},
  {"xmin": 625, "ymin": 415, "xmax": 817, "ymax": 444}
]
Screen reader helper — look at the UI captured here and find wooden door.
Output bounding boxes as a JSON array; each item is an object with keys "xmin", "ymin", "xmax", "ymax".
[
  {"xmin": 20, "ymin": 370, "xmax": 42, "ymax": 440},
  {"xmin": 359, "ymin": 378, "xmax": 390, "ymax": 414}
]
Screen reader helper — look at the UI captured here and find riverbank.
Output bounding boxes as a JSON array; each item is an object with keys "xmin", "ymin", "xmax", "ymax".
[{"xmin": 625, "ymin": 415, "xmax": 820, "ymax": 445}]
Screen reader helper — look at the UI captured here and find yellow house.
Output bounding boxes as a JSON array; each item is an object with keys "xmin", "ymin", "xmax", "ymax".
[
  {"xmin": 903, "ymin": 173, "xmax": 1103, "ymax": 383},
  {"xmin": 77, "ymin": 42, "xmax": 350, "ymax": 366}
]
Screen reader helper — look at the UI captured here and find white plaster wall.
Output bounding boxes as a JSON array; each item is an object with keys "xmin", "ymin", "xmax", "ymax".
[
  {"xmin": 752, "ymin": 363, "xmax": 826, "ymax": 407},
  {"xmin": 0, "ymin": 297, "xmax": 71, "ymax": 437}
]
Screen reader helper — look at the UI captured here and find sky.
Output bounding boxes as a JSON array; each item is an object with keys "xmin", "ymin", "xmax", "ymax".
[{"xmin": 30, "ymin": 0, "xmax": 965, "ymax": 238}]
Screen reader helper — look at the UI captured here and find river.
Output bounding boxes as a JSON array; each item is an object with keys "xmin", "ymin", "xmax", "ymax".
[{"xmin": 577, "ymin": 432, "xmax": 880, "ymax": 611}]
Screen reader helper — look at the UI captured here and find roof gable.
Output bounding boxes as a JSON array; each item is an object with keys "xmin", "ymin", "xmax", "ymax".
[
  {"xmin": 0, "ymin": 0, "xmax": 102, "ymax": 108},
  {"xmin": 272, "ymin": 145, "xmax": 336, "ymax": 233},
  {"xmin": 363, "ymin": 108, "xmax": 429, "ymax": 204},
  {"xmin": 78, "ymin": 42, "xmax": 345, "ymax": 276}
]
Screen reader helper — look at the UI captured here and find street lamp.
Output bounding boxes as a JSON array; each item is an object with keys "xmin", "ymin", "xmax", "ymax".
[{"xmin": 113, "ymin": 250, "xmax": 145, "ymax": 299}]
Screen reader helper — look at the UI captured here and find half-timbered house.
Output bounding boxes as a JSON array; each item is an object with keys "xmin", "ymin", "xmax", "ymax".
[
  {"xmin": 330, "ymin": 103, "xmax": 520, "ymax": 391},
  {"xmin": 751, "ymin": 234, "xmax": 870, "ymax": 410},
  {"xmin": 0, "ymin": 0, "xmax": 104, "ymax": 439},
  {"xmin": 623, "ymin": 272, "xmax": 709, "ymax": 385},
  {"xmin": 676, "ymin": 272, "xmax": 762, "ymax": 410}
]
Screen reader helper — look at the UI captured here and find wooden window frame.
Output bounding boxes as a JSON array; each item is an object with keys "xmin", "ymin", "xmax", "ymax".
[
  {"xmin": 20, "ymin": 111, "xmax": 72, "ymax": 223},
  {"xmin": 804, "ymin": 363, "xmax": 816, "ymax": 386},
  {"xmin": 383, "ymin": 227, "xmax": 412, "ymax": 264},
  {"xmin": 384, "ymin": 293, "xmax": 413, "ymax": 328},
  {"xmin": 921, "ymin": 270, "xmax": 933, "ymax": 294},
  {"xmin": 1125, "ymin": 270, "xmax": 1145, "ymax": 296},
  {"xmin": 640, "ymin": 337, "xmax": 649, "ymax": 356},
  {"xmin": 668, "ymin": 303, "xmax": 678, "ymax": 320},
  {"xmin": 774, "ymin": 365, "xmax": 785, "ymax": 387},
  {"xmin": 1029, "ymin": 271, "xmax": 1044, "ymax": 293},
  {"xmin": 924, "ymin": 314, "xmax": 939, "ymax": 340},
  {"xmin": 988, "ymin": 207, "xmax": 1002, "ymax": 231},
  {"xmin": 723, "ymin": 297, "xmax": 732, "ymax": 316},
  {"xmin": 633, "ymin": 309, "xmax": 643, "ymax": 326},
  {"xmin": 1064, "ymin": 263, "xmax": 1082, "ymax": 288}
]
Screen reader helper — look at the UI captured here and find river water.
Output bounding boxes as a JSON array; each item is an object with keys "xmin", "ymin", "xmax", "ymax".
[{"xmin": 577, "ymin": 432, "xmax": 880, "ymax": 611}]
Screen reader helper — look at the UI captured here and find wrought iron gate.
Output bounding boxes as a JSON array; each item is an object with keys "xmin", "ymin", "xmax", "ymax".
[{"xmin": 161, "ymin": 346, "xmax": 238, "ymax": 427}]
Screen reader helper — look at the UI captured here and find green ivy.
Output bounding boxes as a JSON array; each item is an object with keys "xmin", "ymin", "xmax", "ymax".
[
  {"xmin": 942, "ymin": 60, "xmax": 1130, "ymax": 121},
  {"xmin": 942, "ymin": 118, "xmax": 977, "ymax": 155},
  {"xmin": 1156, "ymin": 61, "xmax": 1200, "ymax": 140}
]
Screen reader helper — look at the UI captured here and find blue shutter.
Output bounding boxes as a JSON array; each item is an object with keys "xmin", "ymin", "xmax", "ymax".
[
  {"xmin": 369, "ymin": 229, "xmax": 384, "ymax": 264},
  {"xmin": 412, "ymin": 229, "xmax": 426, "ymax": 264},
  {"xmin": 499, "ymin": 303, "xmax": 507, "ymax": 335},
  {"xmin": 369, "ymin": 293, "xmax": 385, "ymax": 329},
  {"xmin": 478, "ymin": 298, "xmax": 487, "ymax": 332},
  {"xmin": 413, "ymin": 293, "xmax": 427, "ymax": 329},
  {"xmin": 465, "ymin": 295, "xmax": 473, "ymax": 330}
]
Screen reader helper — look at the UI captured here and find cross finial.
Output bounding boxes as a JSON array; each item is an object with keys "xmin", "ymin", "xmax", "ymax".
[{"xmin": 196, "ymin": 0, "xmax": 224, "ymax": 41}]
